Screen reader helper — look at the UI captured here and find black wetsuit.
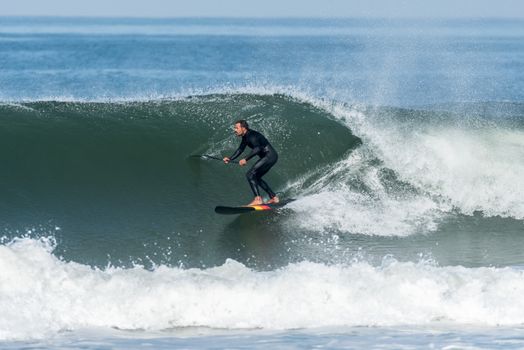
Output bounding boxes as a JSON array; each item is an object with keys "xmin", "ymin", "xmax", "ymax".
[{"xmin": 229, "ymin": 129, "xmax": 278, "ymax": 198}]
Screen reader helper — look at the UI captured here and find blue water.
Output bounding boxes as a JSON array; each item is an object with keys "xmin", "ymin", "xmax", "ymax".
[
  {"xmin": 6, "ymin": 326, "xmax": 524, "ymax": 350},
  {"xmin": 2, "ymin": 17, "xmax": 524, "ymax": 104},
  {"xmin": 1, "ymin": 17, "xmax": 524, "ymax": 349}
]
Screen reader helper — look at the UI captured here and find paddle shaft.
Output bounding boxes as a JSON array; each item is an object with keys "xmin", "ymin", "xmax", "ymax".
[{"xmin": 191, "ymin": 154, "xmax": 238, "ymax": 164}]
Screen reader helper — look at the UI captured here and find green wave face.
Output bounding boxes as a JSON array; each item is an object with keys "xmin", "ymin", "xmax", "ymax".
[{"xmin": 0, "ymin": 94, "xmax": 360, "ymax": 266}]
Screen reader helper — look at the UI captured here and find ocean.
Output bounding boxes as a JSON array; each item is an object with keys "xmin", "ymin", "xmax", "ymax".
[{"xmin": 1, "ymin": 16, "xmax": 524, "ymax": 349}]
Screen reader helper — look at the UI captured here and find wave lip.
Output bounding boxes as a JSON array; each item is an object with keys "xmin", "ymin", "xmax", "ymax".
[{"xmin": 2, "ymin": 237, "xmax": 524, "ymax": 340}]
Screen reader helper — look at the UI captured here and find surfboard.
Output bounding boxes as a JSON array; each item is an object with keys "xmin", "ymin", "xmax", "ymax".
[{"xmin": 215, "ymin": 199, "xmax": 294, "ymax": 215}]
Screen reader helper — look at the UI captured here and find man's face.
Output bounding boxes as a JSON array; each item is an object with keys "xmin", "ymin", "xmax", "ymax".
[{"xmin": 234, "ymin": 123, "xmax": 247, "ymax": 136}]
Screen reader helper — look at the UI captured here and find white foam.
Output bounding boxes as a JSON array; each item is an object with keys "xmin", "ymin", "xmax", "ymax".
[
  {"xmin": 285, "ymin": 148, "xmax": 448, "ymax": 236},
  {"xmin": 336, "ymin": 106, "xmax": 524, "ymax": 219},
  {"xmin": 3, "ymin": 237, "xmax": 524, "ymax": 341},
  {"xmin": 288, "ymin": 189, "xmax": 443, "ymax": 237}
]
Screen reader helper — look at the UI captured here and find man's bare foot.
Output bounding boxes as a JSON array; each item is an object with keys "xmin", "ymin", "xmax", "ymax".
[
  {"xmin": 246, "ymin": 196, "xmax": 263, "ymax": 206},
  {"xmin": 266, "ymin": 196, "xmax": 279, "ymax": 204}
]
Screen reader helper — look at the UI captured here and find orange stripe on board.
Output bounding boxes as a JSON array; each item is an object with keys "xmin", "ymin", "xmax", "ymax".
[{"xmin": 252, "ymin": 205, "xmax": 271, "ymax": 211}]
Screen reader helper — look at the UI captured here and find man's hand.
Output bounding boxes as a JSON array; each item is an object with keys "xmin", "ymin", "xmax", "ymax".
[
  {"xmin": 239, "ymin": 159, "xmax": 247, "ymax": 166},
  {"xmin": 223, "ymin": 157, "xmax": 230, "ymax": 164}
]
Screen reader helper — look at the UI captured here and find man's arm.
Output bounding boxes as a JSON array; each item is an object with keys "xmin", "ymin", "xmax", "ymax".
[{"xmin": 229, "ymin": 138, "xmax": 247, "ymax": 161}]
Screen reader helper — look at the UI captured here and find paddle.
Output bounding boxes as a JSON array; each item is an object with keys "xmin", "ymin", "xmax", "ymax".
[{"xmin": 190, "ymin": 154, "xmax": 239, "ymax": 164}]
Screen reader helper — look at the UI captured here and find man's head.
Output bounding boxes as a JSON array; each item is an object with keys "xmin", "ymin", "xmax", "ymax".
[{"xmin": 233, "ymin": 119, "xmax": 249, "ymax": 136}]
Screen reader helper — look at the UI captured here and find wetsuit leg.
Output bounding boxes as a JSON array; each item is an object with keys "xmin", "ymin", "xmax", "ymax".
[
  {"xmin": 246, "ymin": 152, "xmax": 278, "ymax": 198},
  {"xmin": 246, "ymin": 169, "xmax": 261, "ymax": 197},
  {"xmin": 246, "ymin": 162, "xmax": 264, "ymax": 197},
  {"xmin": 258, "ymin": 178, "xmax": 276, "ymax": 198}
]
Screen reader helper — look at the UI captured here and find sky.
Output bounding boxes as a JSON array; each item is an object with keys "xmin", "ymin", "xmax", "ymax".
[{"xmin": 1, "ymin": 0, "xmax": 523, "ymax": 18}]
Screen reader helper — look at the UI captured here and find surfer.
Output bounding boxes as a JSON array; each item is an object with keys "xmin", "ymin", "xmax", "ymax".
[{"xmin": 223, "ymin": 120, "xmax": 279, "ymax": 206}]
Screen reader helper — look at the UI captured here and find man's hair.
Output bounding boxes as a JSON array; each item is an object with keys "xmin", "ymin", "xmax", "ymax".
[{"xmin": 234, "ymin": 119, "xmax": 249, "ymax": 129}]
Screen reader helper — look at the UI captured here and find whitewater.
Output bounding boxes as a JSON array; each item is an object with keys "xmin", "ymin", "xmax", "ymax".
[{"xmin": 3, "ymin": 237, "xmax": 524, "ymax": 341}]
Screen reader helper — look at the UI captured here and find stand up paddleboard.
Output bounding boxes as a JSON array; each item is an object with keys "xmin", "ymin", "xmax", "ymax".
[{"xmin": 215, "ymin": 199, "xmax": 295, "ymax": 215}]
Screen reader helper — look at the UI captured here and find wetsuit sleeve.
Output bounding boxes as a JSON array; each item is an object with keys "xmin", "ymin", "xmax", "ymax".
[{"xmin": 229, "ymin": 138, "xmax": 247, "ymax": 161}]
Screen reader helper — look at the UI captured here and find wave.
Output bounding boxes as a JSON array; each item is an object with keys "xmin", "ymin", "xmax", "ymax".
[
  {"xmin": 2, "ymin": 237, "xmax": 524, "ymax": 341},
  {"xmin": 0, "ymin": 92, "xmax": 523, "ymax": 244}
]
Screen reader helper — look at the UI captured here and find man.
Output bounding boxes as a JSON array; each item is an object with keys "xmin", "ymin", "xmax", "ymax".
[{"xmin": 223, "ymin": 120, "xmax": 279, "ymax": 206}]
